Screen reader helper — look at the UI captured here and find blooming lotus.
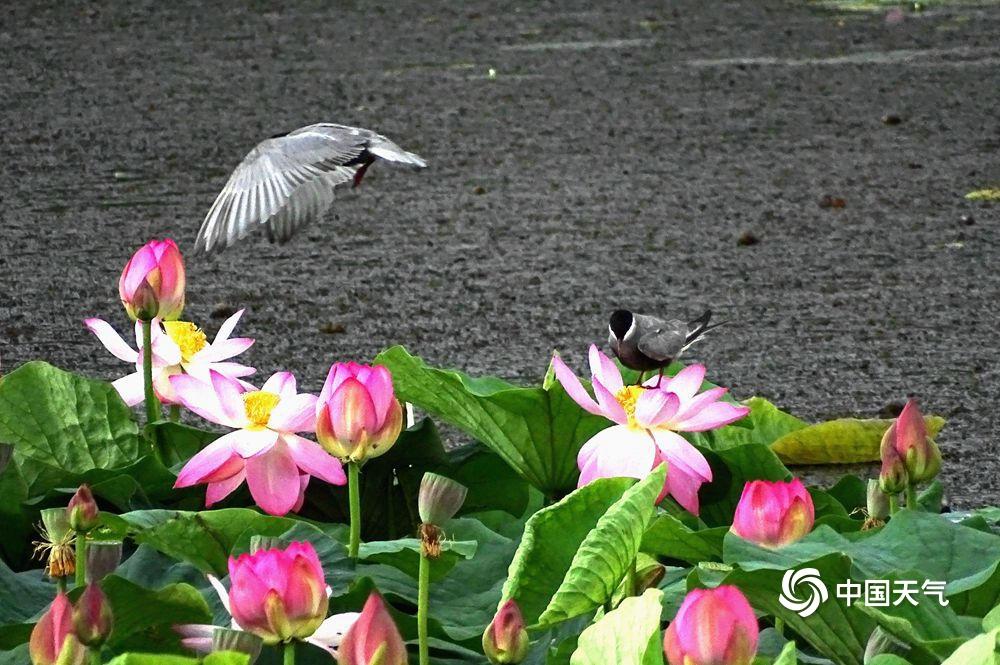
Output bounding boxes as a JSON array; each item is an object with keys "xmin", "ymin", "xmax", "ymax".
[
  {"xmin": 29, "ymin": 593, "xmax": 86, "ymax": 665},
  {"xmin": 315, "ymin": 362, "xmax": 403, "ymax": 464},
  {"xmin": 730, "ymin": 479, "xmax": 815, "ymax": 548},
  {"xmin": 172, "ymin": 370, "xmax": 346, "ymax": 516},
  {"xmin": 881, "ymin": 400, "xmax": 941, "ymax": 485},
  {"xmin": 663, "ymin": 586, "xmax": 759, "ymax": 665},
  {"xmin": 553, "ymin": 345, "xmax": 748, "ymax": 514},
  {"xmin": 337, "ymin": 592, "xmax": 408, "ymax": 665},
  {"xmin": 118, "ymin": 238, "xmax": 186, "ymax": 321},
  {"xmin": 176, "ymin": 542, "xmax": 359, "ymax": 653},
  {"xmin": 84, "ymin": 309, "xmax": 255, "ymax": 406}
]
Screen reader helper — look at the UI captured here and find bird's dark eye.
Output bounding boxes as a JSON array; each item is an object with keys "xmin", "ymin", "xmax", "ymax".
[{"xmin": 609, "ymin": 310, "xmax": 633, "ymax": 338}]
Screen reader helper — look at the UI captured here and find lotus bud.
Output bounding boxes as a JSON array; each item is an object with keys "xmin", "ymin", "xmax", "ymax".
[
  {"xmin": 418, "ymin": 473, "xmax": 468, "ymax": 527},
  {"xmin": 67, "ymin": 485, "xmax": 99, "ymax": 534},
  {"xmin": 72, "ymin": 584, "xmax": 113, "ymax": 648},
  {"xmin": 228, "ymin": 542, "xmax": 329, "ymax": 645},
  {"xmin": 316, "ymin": 363, "xmax": 403, "ymax": 464},
  {"xmin": 118, "ymin": 238, "xmax": 186, "ymax": 321},
  {"xmin": 29, "ymin": 593, "xmax": 85, "ymax": 665},
  {"xmin": 879, "ymin": 432, "xmax": 909, "ymax": 495},
  {"xmin": 35, "ymin": 509, "xmax": 75, "ymax": 580},
  {"xmin": 892, "ymin": 400, "xmax": 941, "ymax": 484},
  {"xmin": 213, "ymin": 627, "xmax": 263, "ymax": 663},
  {"xmin": 663, "ymin": 586, "xmax": 759, "ymax": 665},
  {"xmin": 85, "ymin": 541, "xmax": 123, "ymax": 583},
  {"xmin": 482, "ymin": 600, "xmax": 528, "ymax": 664},
  {"xmin": 337, "ymin": 592, "xmax": 408, "ymax": 665},
  {"xmin": 730, "ymin": 479, "xmax": 815, "ymax": 548}
]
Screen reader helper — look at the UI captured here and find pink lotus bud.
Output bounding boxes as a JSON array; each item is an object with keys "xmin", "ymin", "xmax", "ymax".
[
  {"xmin": 879, "ymin": 426, "xmax": 909, "ymax": 495},
  {"xmin": 889, "ymin": 400, "xmax": 941, "ymax": 484},
  {"xmin": 663, "ymin": 586, "xmax": 759, "ymax": 665},
  {"xmin": 228, "ymin": 541, "xmax": 329, "ymax": 645},
  {"xmin": 66, "ymin": 485, "xmax": 99, "ymax": 534},
  {"xmin": 337, "ymin": 592, "xmax": 408, "ymax": 665},
  {"xmin": 72, "ymin": 584, "xmax": 113, "ymax": 648},
  {"xmin": 118, "ymin": 238, "xmax": 186, "ymax": 321},
  {"xmin": 316, "ymin": 363, "xmax": 403, "ymax": 464},
  {"xmin": 418, "ymin": 473, "xmax": 468, "ymax": 527},
  {"xmin": 29, "ymin": 593, "xmax": 85, "ymax": 665},
  {"xmin": 482, "ymin": 600, "xmax": 528, "ymax": 664},
  {"xmin": 730, "ymin": 479, "xmax": 814, "ymax": 548}
]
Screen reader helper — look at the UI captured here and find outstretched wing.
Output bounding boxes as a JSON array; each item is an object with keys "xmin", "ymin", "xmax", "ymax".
[
  {"xmin": 196, "ymin": 124, "xmax": 426, "ymax": 253},
  {"xmin": 634, "ymin": 314, "xmax": 688, "ymax": 362}
]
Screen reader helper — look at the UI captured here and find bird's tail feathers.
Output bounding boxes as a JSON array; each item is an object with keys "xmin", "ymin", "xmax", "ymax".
[{"xmin": 682, "ymin": 309, "xmax": 727, "ymax": 351}]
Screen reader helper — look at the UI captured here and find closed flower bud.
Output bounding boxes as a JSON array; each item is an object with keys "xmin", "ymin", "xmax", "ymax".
[
  {"xmin": 118, "ymin": 239, "xmax": 186, "ymax": 322},
  {"xmin": 482, "ymin": 600, "xmax": 528, "ymax": 664},
  {"xmin": 67, "ymin": 486, "xmax": 99, "ymax": 534},
  {"xmin": 316, "ymin": 363, "xmax": 403, "ymax": 464},
  {"xmin": 892, "ymin": 400, "xmax": 941, "ymax": 484},
  {"xmin": 879, "ymin": 431, "xmax": 909, "ymax": 495},
  {"xmin": 337, "ymin": 592, "xmax": 408, "ymax": 665},
  {"xmin": 730, "ymin": 479, "xmax": 814, "ymax": 548},
  {"xmin": 85, "ymin": 541, "xmax": 123, "ymax": 583},
  {"xmin": 29, "ymin": 593, "xmax": 85, "ymax": 665},
  {"xmin": 418, "ymin": 473, "xmax": 468, "ymax": 527},
  {"xmin": 663, "ymin": 586, "xmax": 759, "ymax": 665},
  {"xmin": 72, "ymin": 585, "xmax": 113, "ymax": 648}
]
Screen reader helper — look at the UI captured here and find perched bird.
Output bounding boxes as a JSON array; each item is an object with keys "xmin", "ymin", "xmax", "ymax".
[
  {"xmin": 608, "ymin": 309, "xmax": 723, "ymax": 378},
  {"xmin": 195, "ymin": 123, "xmax": 427, "ymax": 254}
]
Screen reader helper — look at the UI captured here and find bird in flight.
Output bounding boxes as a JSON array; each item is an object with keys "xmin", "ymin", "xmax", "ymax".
[
  {"xmin": 608, "ymin": 309, "xmax": 724, "ymax": 383},
  {"xmin": 195, "ymin": 123, "xmax": 426, "ymax": 254}
]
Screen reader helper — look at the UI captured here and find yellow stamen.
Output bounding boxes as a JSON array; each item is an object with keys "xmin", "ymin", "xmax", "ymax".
[
  {"xmin": 163, "ymin": 321, "xmax": 208, "ymax": 362},
  {"xmin": 615, "ymin": 385, "xmax": 646, "ymax": 428},
  {"xmin": 243, "ymin": 391, "xmax": 281, "ymax": 428}
]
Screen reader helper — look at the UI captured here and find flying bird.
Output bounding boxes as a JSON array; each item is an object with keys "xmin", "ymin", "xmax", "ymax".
[
  {"xmin": 608, "ymin": 309, "xmax": 723, "ymax": 380},
  {"xmin": 195, "ymin": 123, "xmax": 426, "ymax": 254}
]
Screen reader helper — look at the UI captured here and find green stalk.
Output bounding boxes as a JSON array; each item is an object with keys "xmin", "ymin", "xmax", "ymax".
[
  {"xmin": 169, "ymin": 405, "xmax": 180, "ymax": 422},
  {"xmin": 75, "ymin": 535, "xmax": 87, "ymax": 588},
  {"xmin": 348, "ymin": 462, "xmax": 361, "ymax": 559},
  {"xmin": 141, "ymin": 320, "xmax": 161, "ymax": 426},
  {"xmin": 89, "ymin": 650, "xmax": 102, "ymax": 665},
  {"xmin": 56, "ymin": 576, "xmax": 67, "ymax": 593},
  {"xmin": 889, "ymin": 494, "xmax": 899, "ymax": 515},
  {"xmin": 775, "ymin": 617, "xmax": 785, "ymax": 637},
  {"xmin": 418, "ymin": 551, "xmax": 431, "ymax": 665},
  {"xmin": 905, "ymin": 484, "xmax": 918, "ymax": 511},
  {"xmin": 283, "ymin": 642, "xmax": 295, "ymax": 665}
]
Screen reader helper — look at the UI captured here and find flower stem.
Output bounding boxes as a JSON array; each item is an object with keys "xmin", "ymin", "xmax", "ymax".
[
  {"xmin": 89, "ymin": 649, "xmax": 102, "ymax": 665},
  {"xmin": 889, "ymin": 494, "xmax": 899, "ymax": 515},
  {"xmin": 418, "ymin": 551, "xmax": 431, "ymax": 665},
  {"xmin": 75, "ymin": 534, "xmax": 87, "ymax": 588},
  {"xmin": 56, "ymin": 576, "xmax": 67, "ymax": 593},
  {"xmin": 169, "ymin": 405, "xmax": 180, "ymax": 422},
  {"xmin": 141, "ymin": 320, "xmax": 161, "ymax": 426},
  {"xmin": 348, "ymin": 462, "xmax": 361, "ymax": 559},
  {"xmin": 283, "ymin": 642, "xmax": 295, "ymax": 665},
  {"xmin": 905, "ymin": 484, "xmax": 918, "ymax": 510}
]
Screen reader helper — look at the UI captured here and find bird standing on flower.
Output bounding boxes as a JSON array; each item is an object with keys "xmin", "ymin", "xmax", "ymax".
[
  {"xmin": 608, "ymin": 309, "xmax": 723, "ymax": 382},
  {"xmin": 195, "ymin": 123, "xmax": 426, "ymax": 253}
]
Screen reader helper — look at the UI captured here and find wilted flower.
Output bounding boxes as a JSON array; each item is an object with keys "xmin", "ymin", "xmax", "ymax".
[
  {"xmin": 315, "ymin": 363, "xmax": 403, "ymax": 464},
  {"xmin": 67, "ymin": 485, "xmax": 99, "ymax": 534},
  {"xmin": 553, "ymin": 346, "xmax": 748, "ymax": 514},
  {"xmin": 482, "ymin": 600, "xmax": 528, "ymax": 664},
  {"xmin": 663, "ymin": 586, "xmax": 759, "ymax": 665},
  {"xmin": 118, "ymin": 238, "xmax": 186, "ymax": 321},
  {"xmin": 29, "ymin": 593, "xmax": 86, "ymax": 665},
  {"xmin": 172, "ymin": 370, "xmax": 346, "ymax": 516},
  {"xmin": 73, "ymin": 584, "xmax": 113, "ymax": 648},
  {"xmin": 881, "ymin": 400, "xmax": 941, "ymax": 485},
  {"xmin": 337, "ymin": 592, "xmax": 408, "ymax": 665},
  {"xmin": 33, "ymin": 509, "xmax": 75, "ymax": 580},
  {"xmin": 84, "ymin": 309, "xmax": 254, "ymax": 407},
  {"xmin": 730, "ymin": 479, "xmax": 815, "ymax": 548}
]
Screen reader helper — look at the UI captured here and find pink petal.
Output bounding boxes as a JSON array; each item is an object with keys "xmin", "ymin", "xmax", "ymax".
[
  {"xmin": 362, "ymin": 366, "xmax": 395, "ymax": 426},
  {"xmin": 204, "ymin": 361, "xmax": 256, "ymax": 379},
  {"xmin": 662, "ymin": 463, "xmax": 704, "ymax": 514},
  {"xmin": 212, "ymin": 370, "xmax": 251, "ymax": 426},
  {"xmin": 652, "ymin": 430, "xmax": 713, "ymax": 481},
  {"xmin": 171, "ymin": 374, "xmax": 235, "ymax": 427},
  {"xmin": 174, "ymin": 437, "xmax": 243, "ymax": 487},
  {"xmin": 150, "ymin": 322, "xmax": 183, "ymax": 366},
  {"xmin": 672, "ymin": 402, "xmax": 750, "ymax": 432},
  {"xmin": 268, "ymin": 393, "xmax": 318, "ymax": 433},
  {"xmin": 576, "ymin": 426, "xmax": 656, "ymax": 486},
  {"xmin": 84, "ymin": 318, "xmax": 139, "ymax": 362},
  {"xmin": 292, "ymin": 474, "xmax": 311, "ymax": 513},
  {"xmin": 634, "ymin": 390, "xmax": 680, "ymax": 428},
  {"xmin": 245, "ymin": 441, "xmax": 301, "ymax": 516},
  {"xmin": 592, "ymin": 379, "xmax": 629, "ymax": 425},
  {"xmin": 284, "ymin": 434, "xmax": 347, "ymax": 485},
  {"xmin": 588, "ymin": 344, "xmax": 624, "ymax": 393},
  {"xmin": 112, "ymin": 372, "xmax": 145, "ymax": 406},
  {"xmin": 329, "ymin": 378, "xmax": 378, "ymax": 443},
  {"xmin": 306, "ymin": 613, "xmax": 361, "ymax": 654},
  {"xmin": 192, "ymin": 337, "xmax": 254, "ymax": 364},
  {"xmin": 261, "ymin": 371, "xmax": 297, "ymax": 399},
  {"xmin": 669, "ymin": 387, "xmax": 729, "ymax": 424},
  {"xmin": 230, "ymin": 428, "xmax": 280, "ymax": 458},
  {"xmin": 551, "ymin": 355, "xmax": 603, "ymax": 416},
  {"xmin": 665, "ymin": 364, "xmax": 706, "ymax": 401},
  {"xmin": 214, "ymin": 309, "xmax": 245, "ymax": 343},
  {"xmin": 206, "ymin": 470, "xmax": 246, "ymax": 507}
]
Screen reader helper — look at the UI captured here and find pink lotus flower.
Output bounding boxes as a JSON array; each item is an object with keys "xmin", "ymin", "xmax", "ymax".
[
  {"xmin": 118, "ymin": 238, "xmax": 186, "ymax": 322},
  {"xmin": 553, "ymin": 345, "xmax": 748, "ymax": 514},
  {"xmin": 730, "ymin": 479, "xmax": 815, "ymax": 548},
  {"xmin": 315, "ymin": 362, "xmax": 404, "ymax": 464},
  {"xmin": 881, "ymin": 400, "xmax": 941, "ymax": 485},
  {"xmin": 172, "ymin": 370, "xmax": 346, "ymax": 516},
  {"xmin": 84, "ymin": 309, "xmax": 254, "ymax": 406},
  {"xmin": 663, "ymin": 586, "xmax": 759, "ymax": 665},
  {"xmin": 337, "ymin": 592, "xmax": 408, "ymax": 665},
  {"xmin": 178, "ymin": 542, "xmax": 359, "ymax": 652},
  {"xmin": 29, "ymin": 593, "xmax": 85, "ymax": 665}
]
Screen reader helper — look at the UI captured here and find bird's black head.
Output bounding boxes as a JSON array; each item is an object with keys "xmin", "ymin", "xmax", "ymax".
[{"xmin": 609, "ymin": 310, "xmax": 634, "ymax": 340}]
